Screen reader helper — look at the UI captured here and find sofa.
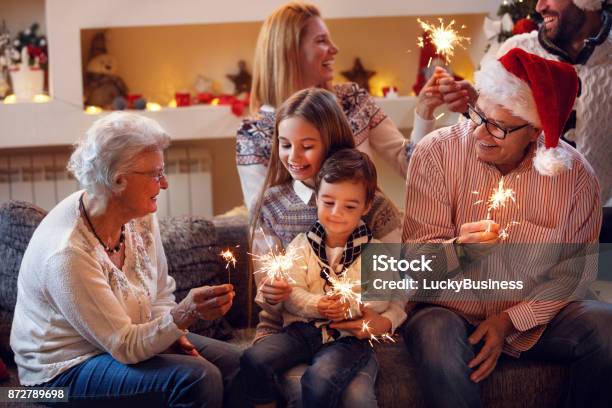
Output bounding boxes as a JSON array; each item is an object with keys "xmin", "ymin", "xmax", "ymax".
[{"xmin": 0, "ymin": 200, "xmax": 570, "ymax": 407}]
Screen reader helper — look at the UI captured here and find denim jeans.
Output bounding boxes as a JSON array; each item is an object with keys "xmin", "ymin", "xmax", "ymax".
[
  {"xmin": 279, "ymin": 353, "xmax": 379, "ymax": 408},
  {"xmin": 403, "ymin": 301, "xmax": 612, "ymax": 408},
  {"xmin": 42, "ymin": 333, "xmax": 241, "ymax": 408},
  {"xmin": 239, "ymin": 321, "xmax": 372, "ymax": 408}
]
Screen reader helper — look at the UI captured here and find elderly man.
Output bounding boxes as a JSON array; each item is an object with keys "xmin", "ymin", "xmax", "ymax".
[{"xmin": 402, "ymin": 48, "xmax": 612, "ymax": 407}]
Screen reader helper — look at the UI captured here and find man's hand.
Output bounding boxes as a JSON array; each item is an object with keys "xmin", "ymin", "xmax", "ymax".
[
  {"xmin": 468, "ymin": 312, "xmax": 515, "ymax": 383},
  {"xmin": 261, "ymin": 278, "xmax": 292, "ymax": 305},
  {"xmin": 317, "ymin": 294, "xmax": 349, "ymax": 321},
  {"xmin": 458, "ymin": 220, "xmax": 500, "ymax": 244},
  {"xmin": 330, "ymin": 304, "xmax": 392, "ymax": 339}
]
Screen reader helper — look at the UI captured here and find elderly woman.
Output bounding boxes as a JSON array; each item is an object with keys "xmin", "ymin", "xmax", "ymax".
[{"xmin": 10, "ymin": 112, "xmax": 240, "ymax": 407}]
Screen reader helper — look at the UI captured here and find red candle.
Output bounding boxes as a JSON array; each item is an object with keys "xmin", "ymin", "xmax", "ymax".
[
  {"xmin": 175, "ymin": 92, "xmax": 191, "ymax": 107},
  {"xmin": 127, "ymin": 93, "xmax": 142, "ymax": 109}
]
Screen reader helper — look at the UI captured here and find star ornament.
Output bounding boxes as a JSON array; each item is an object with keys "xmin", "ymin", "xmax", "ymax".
[
  {"xmin": 341, "ymin": 58, "xmax": 376, "ymax": 93},
  {"xmin": 227, "ymin": 60, "xmax": 252, "ymax": 95}
]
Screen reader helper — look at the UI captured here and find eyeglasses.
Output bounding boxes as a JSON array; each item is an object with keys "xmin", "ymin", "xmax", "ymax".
[
  {"xmin": 468, "ymin": 104, "xmax": 532, "ymax": 140},
  {"xmin": 130, "ymin": 168, "xmax": 166, "ymax": 182}
]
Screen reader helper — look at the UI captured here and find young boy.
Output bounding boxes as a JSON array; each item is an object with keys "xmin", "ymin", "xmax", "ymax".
[{"xmin": 240, "ymin": 148, "xmax": 406, "ymax": 407}]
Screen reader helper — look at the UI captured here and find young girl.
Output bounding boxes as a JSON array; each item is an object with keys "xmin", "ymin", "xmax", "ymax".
[
  {"xmin": 242, "ymin": 148, "xmax": 406, "ymax": 407},
  {"xmin": 248, "ymin": 88, "xmax": 407, "ymax": 406}
]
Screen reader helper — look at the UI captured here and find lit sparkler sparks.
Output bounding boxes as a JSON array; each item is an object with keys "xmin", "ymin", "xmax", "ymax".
[
  {"xmin": 252, "ymin": 228, "xmax": 300, "ymax": 284},
  {"xmin": 499, "ymin": 221, "xmax": 520, "ymax": 241},
  {"xmin": 417, "ymin": 18, "xmax": 470, "ymax": 63},
  {"xmin": 361, "ymin": 320, "xmax": 396, "ymax": 347},
  {"xmin": 253, "ymin": 249, "xmax": 301, "ymax": 284},
  {"xmin": 220, "ymin": 247, "xmax": 238, "ymax": 284},
  {"xmin": 472, "ymin": 177, "xmax": 519, "ymax": 239},
  {"xmin": 323, "ymin": 270, "xmax": 362, "ymax": 319},
  {"xmin": 486, "ymin": 177, "xmax": 516, "ymax": 220}
]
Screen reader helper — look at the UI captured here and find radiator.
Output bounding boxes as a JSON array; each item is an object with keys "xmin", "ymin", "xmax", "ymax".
[{"xmin": 0, "ymin": 146, "xmax": 213, "ymax": 218}]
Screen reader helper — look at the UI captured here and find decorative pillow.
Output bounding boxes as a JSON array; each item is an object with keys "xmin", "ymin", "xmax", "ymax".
[
  {"xmin": 159, "ymin": 216, "xmax": 233, "ymax": 340},
  {"xmin": 0, "ymin": 201, "xmax": 47, "ymax": 312}
]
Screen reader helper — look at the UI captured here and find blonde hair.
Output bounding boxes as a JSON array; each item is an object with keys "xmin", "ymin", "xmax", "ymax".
[
  {"xmin": 250, "ymin": 88, "xmax": 355, "ymax": 240},
  {"xmin": 250, "ymin": 2, "xmax": 321, "ymax": 113}
]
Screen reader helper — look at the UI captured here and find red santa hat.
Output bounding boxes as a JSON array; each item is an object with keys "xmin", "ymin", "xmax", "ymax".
[
  {"xmin": 573, "ymin": 0, "xmax": 608, "ymax": 11},
  {"xmin": 474, "ymin": 48, "xmax": 579, "ymax": 176}
]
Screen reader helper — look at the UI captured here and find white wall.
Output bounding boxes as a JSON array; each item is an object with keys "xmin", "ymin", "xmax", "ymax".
[{"xmin": 1, "ymin": 0, "xmax": 46, "ymax": 37}]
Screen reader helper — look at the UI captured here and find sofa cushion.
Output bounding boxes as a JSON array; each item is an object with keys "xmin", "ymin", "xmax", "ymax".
[
  {"xmin": 0, "ymin": 201, "xmax": 47, "ymax": 312},
  {"xmin": 374, "ymin": 337, "xmax": 568, "ymax": 407},
  {"xmin": 159, "ymin": 216, "xmax": 233, "ymax": 340}
]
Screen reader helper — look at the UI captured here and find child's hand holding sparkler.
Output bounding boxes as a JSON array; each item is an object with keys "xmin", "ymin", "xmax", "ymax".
[
  {"xmin": 330, "ymin": 304, "xmax": 394, "ymax": 344},
  {"xmin": 318, "ymin": 294, "xmax": 350, "ymax": 322},
  {"xmin": 261, "ymin": 278, "xmax": 292, "ymax": 305}
]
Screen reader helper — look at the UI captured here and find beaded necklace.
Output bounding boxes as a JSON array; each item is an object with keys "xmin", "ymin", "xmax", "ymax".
[{"xmin": 79, "ymin": 194, "xmax": 125, "ymax": 254}]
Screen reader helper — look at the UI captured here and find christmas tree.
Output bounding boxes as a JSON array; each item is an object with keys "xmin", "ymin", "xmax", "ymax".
[{"xmin": 496, "ymin": 0, "xmax": 541, "ymax": 43}]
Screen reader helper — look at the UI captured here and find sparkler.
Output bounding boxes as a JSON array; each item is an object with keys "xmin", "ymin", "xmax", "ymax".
[
  {"xmin": 472, "ymin": 177, "xmax": 519, "ymax": 239},
  {"xmin": 323, "ymin": 270, "xmax": 362, "ymax": 319},
  {"xmin": 252, "ymin": 228, "xmax": 301, "ymax": 285},
  {"xmin": 253, "ymin": 249, "xmax": 301, "ymax": 284},
  {"xmin": 220, "ymin": 247, "xmax": 238, "ymax": 284},
  {"xmin": 486, "ymin": 177, "xmax": 516, "ymax": 220},
  {"xmin": 361, "ymin": 320, "xmax": 396, "ymax": 348},
  {"xmin": 417, "ymin": 18, "xmax": 470, "ymax": 63}
]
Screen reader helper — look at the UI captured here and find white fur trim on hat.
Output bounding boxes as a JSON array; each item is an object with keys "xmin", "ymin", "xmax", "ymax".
[
  {"xmin": 533, "ymin": 145, "xmax": 573, "ymax": 176},
  {"xmin": 474, "ymin": 59, "xmax": 542, "ymax": 128},
  {"xmin": 573, "ymin": 0, "xmax": 604, "ymax": 11}
]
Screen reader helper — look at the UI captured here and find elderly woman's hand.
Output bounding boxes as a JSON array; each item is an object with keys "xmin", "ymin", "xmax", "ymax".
[
  {"xmin": 261, "ymin": 278, "xmax": 292, "ymax": 305},
  {"xmin": 171, "ymin": 284, "xmax": 235, "ymax": 330}
]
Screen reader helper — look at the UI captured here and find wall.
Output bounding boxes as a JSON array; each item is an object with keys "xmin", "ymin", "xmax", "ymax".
[{"xmin": 0, "ymin": 0, "xmax": 46, "ymax": 37}]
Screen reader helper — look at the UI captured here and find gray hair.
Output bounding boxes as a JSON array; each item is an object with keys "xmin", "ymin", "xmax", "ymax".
[{"xmin": 68, "ymin": 112, "xmax": 171, "ymax": 210}]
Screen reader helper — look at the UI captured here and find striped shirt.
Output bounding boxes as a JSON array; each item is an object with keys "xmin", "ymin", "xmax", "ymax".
[{"xmin": 402, "ymin": 120, "xmax": 602, "ymax": 355}]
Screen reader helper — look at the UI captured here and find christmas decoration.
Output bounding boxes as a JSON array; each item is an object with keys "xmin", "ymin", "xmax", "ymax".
[
  {"xmin": 481, "ymin": 0, "xmax": 541, "ymax": 65},
  {"xmin": 226, "ymin": 60, "xmax": 252, "ymax": 96},
  {"xmin": 175, "ymin": 91, "xmax": 191, "ymax": 107},
  {"xmin": 1, "ymin": 21, "xmax": 49, "ymax": 100},
  {"xmin": 0, "ymin": 21, "xmax": 11, "ymax": 98},
  {"xmin": 495, "ymin": 0, "xmax": 541, "ymax": 44},
  {"xmin": 340, "ymin": 58, "xmax": 376, "ymax": 93},
  {"xmin": 9, "ymin": 23, "xmax": 48, "ymax": 70},
  {"xmin": 513, "ymin": 18, "xmax": 538, "ymax": 35},
  {"xmin": 83, "ymin": 32, "xmax": 128, "ymax": 109}
]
